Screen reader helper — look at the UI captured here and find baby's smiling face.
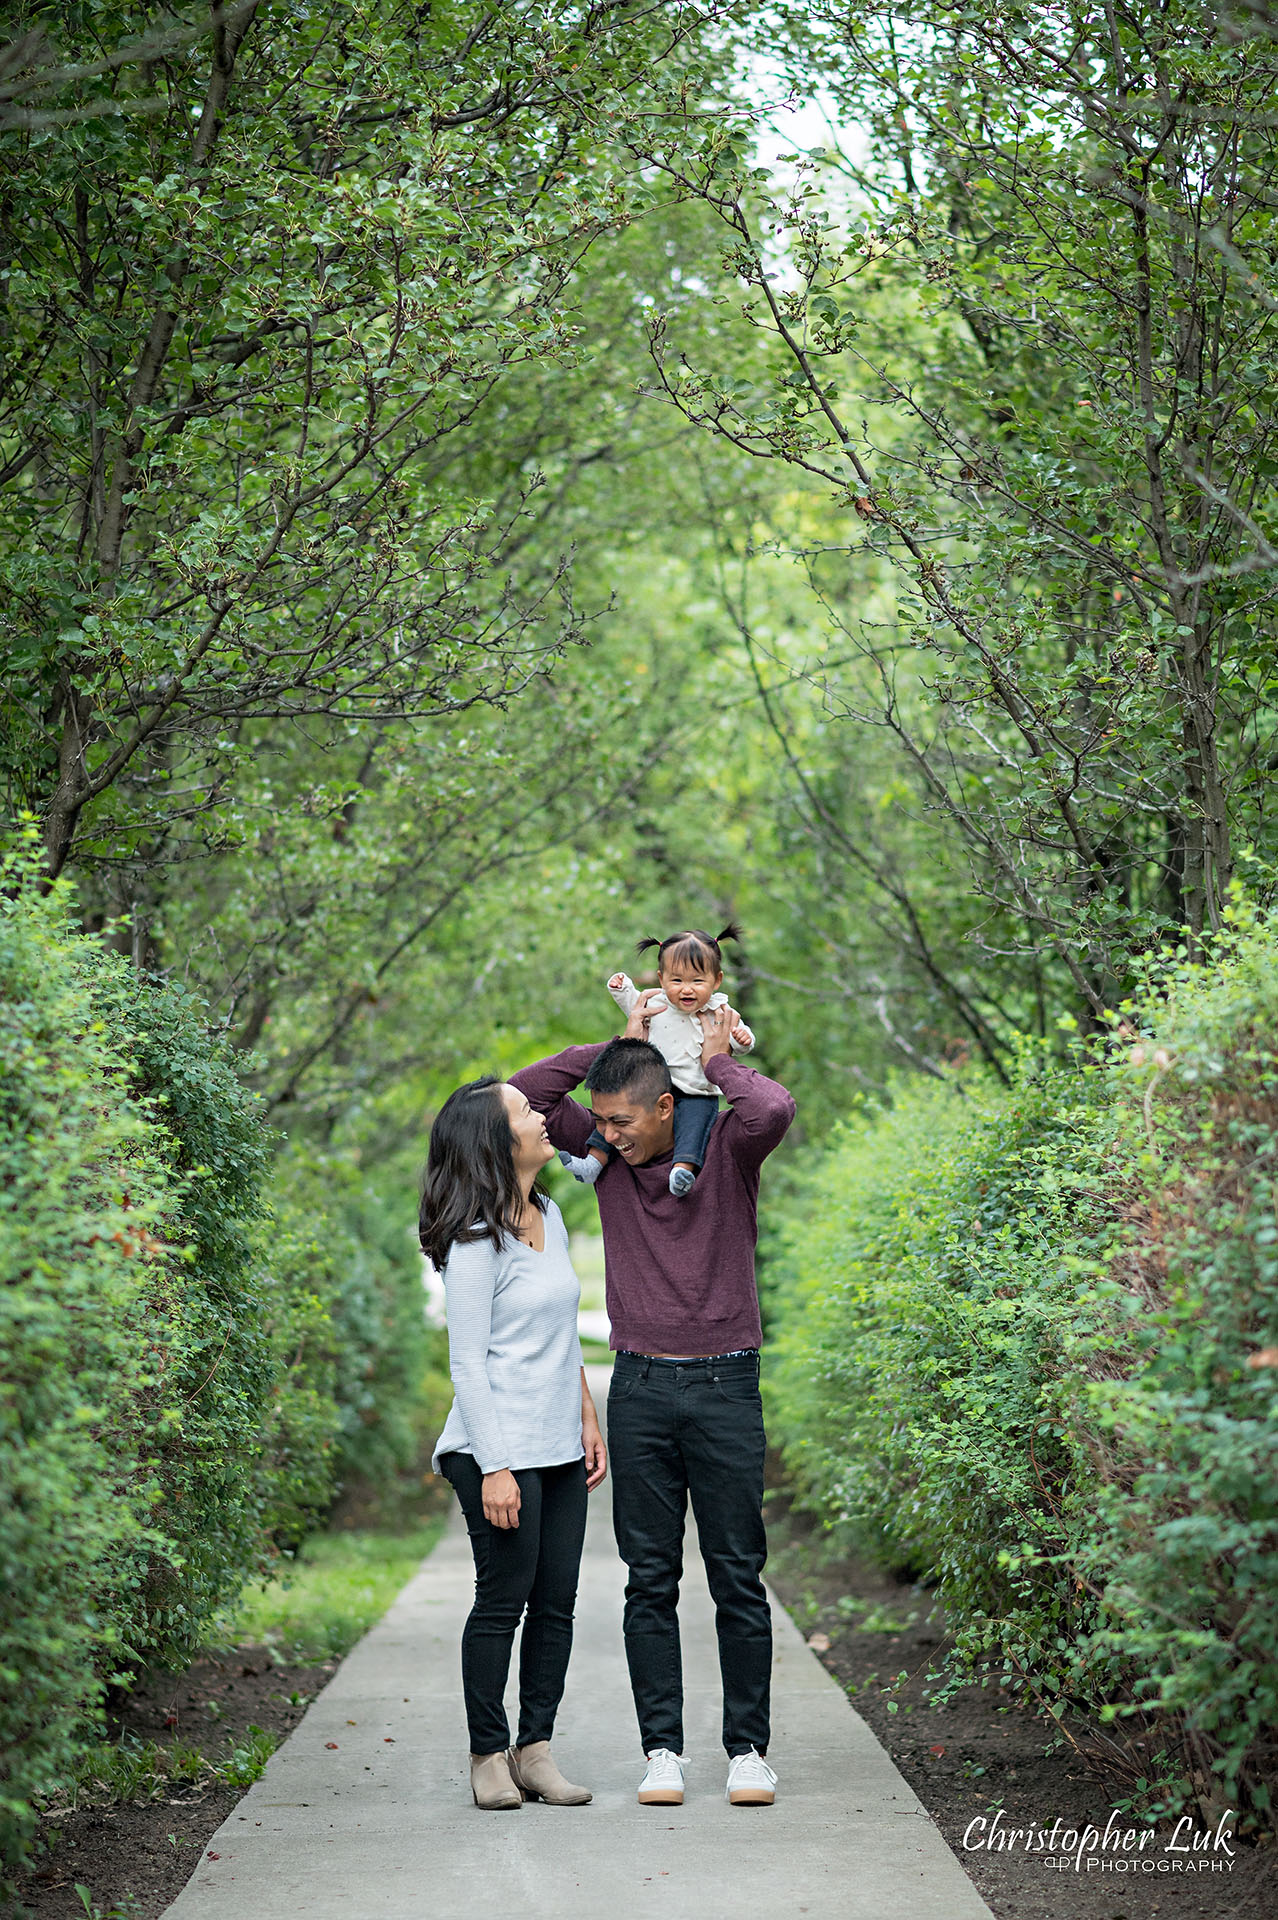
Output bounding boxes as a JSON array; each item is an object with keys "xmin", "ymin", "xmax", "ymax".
[{"xmin": 658, "ymin": 957, "xmax": 721, "ymax": 1016}]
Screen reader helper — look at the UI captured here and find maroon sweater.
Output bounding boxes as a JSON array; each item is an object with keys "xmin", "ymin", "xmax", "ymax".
[{"xmin": 510, "ymin": 1044, "xmax": 796, "ymax": 1355}]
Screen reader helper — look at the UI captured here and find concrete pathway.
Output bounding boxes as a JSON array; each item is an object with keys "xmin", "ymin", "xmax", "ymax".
[{"xmin": 163, "ymin": 1372, "xmax": 993, "ymax": 1920}]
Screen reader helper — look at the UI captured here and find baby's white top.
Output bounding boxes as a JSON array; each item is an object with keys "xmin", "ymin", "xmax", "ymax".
[{"xmin": 607, "ymin": 973, "xmax": 756, "ymax": 1097}]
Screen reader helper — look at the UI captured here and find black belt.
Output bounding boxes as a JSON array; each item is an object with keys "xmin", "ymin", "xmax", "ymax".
[{"xmin": 617, "ymin": 1347, "xmax": 759, "ymax": 1362}]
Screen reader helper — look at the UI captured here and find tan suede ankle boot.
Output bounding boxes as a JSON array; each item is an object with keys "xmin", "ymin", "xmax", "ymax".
[
  {"xmin": 470, "ymin": 1750, "xmax": 523, "ymax": 1809},
  {"xmin": 507, "ymin": 1741, "xmax": 592, "ymax": 1805}
]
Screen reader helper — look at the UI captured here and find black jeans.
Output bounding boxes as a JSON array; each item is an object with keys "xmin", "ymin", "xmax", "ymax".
[
  {"xmin": 586, "ymin": 1090, "xmax": 719, "ymax": 1170},
  {"xmin": 439, "ymin": 1452, "xmax": 588, "ymax": 1755},
  {"xmin": 607, "ymin": 1351, "xmax": 771, "ymax": 1758}
]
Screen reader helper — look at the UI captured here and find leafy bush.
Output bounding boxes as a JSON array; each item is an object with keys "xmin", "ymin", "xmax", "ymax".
[
  {"xmin": 765, "ymin": 902, "xmax": 1278, "ymax": 1831},
  {"xmin": 766, "ymin": 1068, "xmax": 1095, "ymax": 1625},
  {"xmin": 245, "ymin": 1192, "xmax": 346, "ymax": 1553},
  {"xmin": 1068, "ymin": 905, "xmax": 1278, "ymax": 1826},
  {"xmin": 0, "ymin": 849, "xmax": 187, "ymax": 1864},
  {"xmin": 79, "ymin": 940, "xmax": 278, "ymax": 1665},
  {"xmin": 249, "ymin": 1148, "xmax": 447, "ymax": 1543},
  {"xmin": 302, "ymin": 1154, "xmax": 439, "ymax": 1492},
  {"xmin": 1, "ymin": 841, "xmax": 360, "ymax": 1873}
]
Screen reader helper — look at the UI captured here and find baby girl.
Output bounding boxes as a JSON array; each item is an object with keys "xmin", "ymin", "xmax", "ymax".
[{"xmin": 560, "ymin": 923, "xmax": 755, "ymax": 1197}]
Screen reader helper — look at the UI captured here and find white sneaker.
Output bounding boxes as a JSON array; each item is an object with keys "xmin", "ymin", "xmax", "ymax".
[
  {"xmin": 637, "ymin": 1748, "xmax": 688, "ymax": 1805},
  {"xmin": 726, "ymin": 1749, "xmax": 777, "ymax": 1805}
]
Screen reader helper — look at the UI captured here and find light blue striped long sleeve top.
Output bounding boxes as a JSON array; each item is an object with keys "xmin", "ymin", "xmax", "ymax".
[{"xmin": 431, "ymin": 1198, "xmax": 584, "ymax": 1475}]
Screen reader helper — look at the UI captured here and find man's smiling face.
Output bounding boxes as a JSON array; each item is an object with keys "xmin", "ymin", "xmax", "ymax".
[{"xmin": 588, "ymin": 1084, "xmax": 676, "ymax": 1166}]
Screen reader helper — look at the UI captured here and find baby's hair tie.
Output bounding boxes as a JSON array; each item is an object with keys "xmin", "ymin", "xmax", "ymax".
[{"xmin": 630, "ymin": 923, "xmax": 745, "ymax": 969}]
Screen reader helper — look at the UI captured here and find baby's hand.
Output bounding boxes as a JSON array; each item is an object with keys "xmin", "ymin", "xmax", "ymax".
[
  {"xmin": 731, "ymin": 1020, "xmax": 754, "ymax": 1049},
  {"xmin": 607, "ymin": 972, "xmax": 626, "ymax": 991}
]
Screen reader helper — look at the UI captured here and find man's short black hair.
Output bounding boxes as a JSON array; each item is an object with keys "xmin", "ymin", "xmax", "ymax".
[{"xmin": 583, "ymin": 1038, "xmax": 673, "ymax": 1107}]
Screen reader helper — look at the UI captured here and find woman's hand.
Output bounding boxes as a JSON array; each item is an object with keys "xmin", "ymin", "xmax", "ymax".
[
  {"xmin": 481, "ymin": 1468, "xmax": 521, "ymax": 1529},
  {"xmin": 582, "ymin": 1410, "xmax": 608, "ymax": 1491},
  {"xmin": 581, "ymin": 1370, "xmax": 607, "ymax": 1489}
]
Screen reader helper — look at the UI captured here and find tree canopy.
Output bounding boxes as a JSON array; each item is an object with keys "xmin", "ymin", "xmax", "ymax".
[{"xmin": 3, "ymin": 0, "xmax": 1277, "ymax": 1127}]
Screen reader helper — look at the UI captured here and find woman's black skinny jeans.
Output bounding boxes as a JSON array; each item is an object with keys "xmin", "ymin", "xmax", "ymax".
[{"xmin": 439, "ymin": 1452, "xmax": 587, "ymax": 1755}]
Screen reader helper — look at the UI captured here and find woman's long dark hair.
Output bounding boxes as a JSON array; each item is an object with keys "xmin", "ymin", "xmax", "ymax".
[{"xmin": 418, "ymin": 1076, "xmax": 548, "ymax": 1270}]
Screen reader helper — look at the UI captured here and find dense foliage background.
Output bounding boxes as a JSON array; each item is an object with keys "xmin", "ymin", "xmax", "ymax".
[
  {"xmin": 3, "ymin": 0, "xmax": 1276, "ymax": 1876},
  {"xmin": 765, "ymin": 900, "xmax": 1278, "ymax": 1831}
]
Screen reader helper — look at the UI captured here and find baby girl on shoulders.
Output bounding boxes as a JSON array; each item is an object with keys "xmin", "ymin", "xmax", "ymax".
[{"xmin": 559, "ymin": 923, "xmax": 755, "ymax": 1198}]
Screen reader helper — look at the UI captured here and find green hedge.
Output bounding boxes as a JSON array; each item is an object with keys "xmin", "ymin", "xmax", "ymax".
[
  {"xmin": 0, "ymin": 840, "xmax": 438, "ymax": 1874},
  {"xmin": 0, "ymin": 842, "xmax": 288, "ymax": 1867},
  {"xmin": 253, "ymin": 1147, "xmax": 446, "ymax": 1538},
  {"xmin": 765, "ymin": 901, "xmax": 1278, "ymax": 1831},
  {"xmin": 1, "ymin": 851, "xmax": 191, "ymax": 1865}
]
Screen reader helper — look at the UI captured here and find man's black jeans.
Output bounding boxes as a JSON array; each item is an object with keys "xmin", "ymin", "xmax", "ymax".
[
  {"xmin": 439, "ymin": 1452, "xmax": 587, "ymax": 1755},
  {"xmin": 607, "ymin": 1350, "xmax": 771, "ymax": 1758}
]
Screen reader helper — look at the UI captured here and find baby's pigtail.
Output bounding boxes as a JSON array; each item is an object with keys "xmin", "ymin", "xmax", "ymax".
[
  {"xmin": 716, "ymin": 921, "xmax": 743, "ymax": 946},
  {"xmin": 635, "ymin": 934, "xmax": 663, "ymax": 958}
]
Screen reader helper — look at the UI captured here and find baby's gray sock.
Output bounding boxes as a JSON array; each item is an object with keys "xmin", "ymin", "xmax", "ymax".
[{"xmin": 559, "ymin": 1150, "xmax": 604, "ymax": 1185}]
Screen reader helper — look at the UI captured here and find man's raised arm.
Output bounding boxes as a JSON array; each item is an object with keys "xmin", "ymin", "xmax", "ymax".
[
  {"xmin": 509, "ymin": 1043, "xmax": 609, "ymax": 1157},
  {"xmin": 699, "ymin": 1004, "xmax": 796, "ymax": 1170}
]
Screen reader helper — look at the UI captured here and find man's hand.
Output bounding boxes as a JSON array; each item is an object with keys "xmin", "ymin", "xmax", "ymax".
[
  {"xmin": 623, "ymin": 987, "xmax": 667, "ymax": 1041},
  {"xmin": 699, "ymin": 1001, "xmax": 737, "ymax": 1067},
  {"xmin": 481, "ymin": 1468, "xmax": 521, "ymax": 1529}
]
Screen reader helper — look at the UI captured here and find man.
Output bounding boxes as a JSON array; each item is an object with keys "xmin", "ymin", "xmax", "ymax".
[{"xmin": 511, "ymin": 994, "xmax": 796, "ymax": 1807}]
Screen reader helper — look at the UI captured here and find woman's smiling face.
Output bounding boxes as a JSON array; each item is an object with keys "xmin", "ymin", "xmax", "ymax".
[
  {"xmin": 501, "ymin": 1084, "xmax": 554, "ymax": 1176},
  {"xmin": 658, "ymin": 957, "xmax": 721, "ymax": 1015}
]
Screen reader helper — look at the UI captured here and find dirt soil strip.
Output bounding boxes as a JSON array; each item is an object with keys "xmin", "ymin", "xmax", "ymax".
[
  {"xmin": 16, "ymin": 1649, "xmax": 332, "ymax": 1920},
  {"xmin": 764, "ymin": 1496, "xmax": 1278, "ymax": 1920}
]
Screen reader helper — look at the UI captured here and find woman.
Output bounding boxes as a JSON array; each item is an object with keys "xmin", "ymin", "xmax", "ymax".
[{"xmin": 420, "ymin": 1075, "xmax": 606, "ymax": 1810}]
